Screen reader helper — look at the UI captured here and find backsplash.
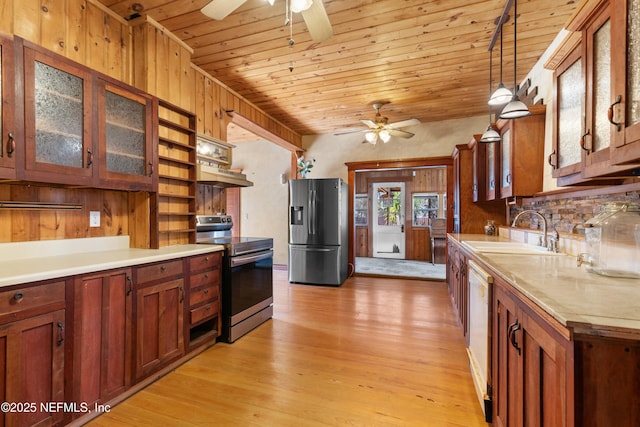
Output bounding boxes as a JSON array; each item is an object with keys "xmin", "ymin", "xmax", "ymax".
[{"xmin": 509, "ymin": 187, "xmax": 640, "ymax": 234}]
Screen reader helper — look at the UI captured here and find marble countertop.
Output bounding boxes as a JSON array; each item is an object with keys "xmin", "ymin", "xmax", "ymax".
[
  {"xmin": 450, "ymin": 233, "xmax": 640, "ymax": 338},
  {"xmin": 0, "ymin": 236, "xmax": 225, "ymax": 288}
]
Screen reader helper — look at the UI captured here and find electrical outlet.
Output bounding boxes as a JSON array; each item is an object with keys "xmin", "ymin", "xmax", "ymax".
[{"xmin": 90, "ymin": 211, "xmax": 100, "ymax": 227}]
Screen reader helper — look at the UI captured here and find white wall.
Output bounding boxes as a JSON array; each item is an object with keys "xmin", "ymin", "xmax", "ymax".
[
  {"xmin": 232, "ymin": 139, "xmax": 291, "ymax": 265},
  {"xmin": 301, "ymin": 115, "xmax": 488, "ymax": 181}
]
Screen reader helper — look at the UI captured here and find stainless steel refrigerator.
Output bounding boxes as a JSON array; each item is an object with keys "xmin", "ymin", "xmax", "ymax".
[{"xmin": 288, "ymin": 178, "xmax": 349, "ymax": 286}]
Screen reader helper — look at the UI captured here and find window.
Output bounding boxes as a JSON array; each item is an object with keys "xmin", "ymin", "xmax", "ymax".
[
  {"xmin": 412, "ymin": 193, "xmax": 442, "ymax": 227},
  {"xmin": 355, "ymin": 194, "xmax": 368, "ymax": 226}
]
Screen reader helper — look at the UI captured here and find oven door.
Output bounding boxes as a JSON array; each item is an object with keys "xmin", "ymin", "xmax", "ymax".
[{"xmin": 225, "ymin": 249, "xmax": 273, "ymax": 327}]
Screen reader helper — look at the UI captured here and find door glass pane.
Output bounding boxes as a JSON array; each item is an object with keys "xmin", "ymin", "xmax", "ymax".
[
  {"xmin": 501, "ymin": 128, "xmax": 511, "ymax": 188},
  {"xmin": 105, "ymin": 90, "xmax": 146, "ymax": 176},
  {"xmin": 376, "ymin": 186, "xmax": 402, "ymax": 225},
  {"xmin": 628, "ymin": 0, "xmax": 640, "ymax": 126},
  {"xmin": 558, "ymin": 58, "xmax": 584, "ymax": 168},
  {"xmin": 593, "ymin": 19, "xmax": 611, "ymax": 152},
  {"xmin": 35, "ymin": 61, "xmax": 83, "ymax": 167}
]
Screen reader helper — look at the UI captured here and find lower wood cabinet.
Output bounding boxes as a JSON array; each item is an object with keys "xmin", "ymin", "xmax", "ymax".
[
  {"xmin": 187, "ymin": 252, "xmax": 221, "ymax": 350},
  {"xmin": 0, "ymin": 280, "xmax": 66, "ymax": 427},
  {"xmin": 134, "ymin": 261, "xmax": 185, "ymax": 381},
  {"xmin": 72, "ymin": 269, "xmax": 133, "ymax": 410},
  {"xmin": 492, "ymin": 281, "xmax": 572, "ymax": 426}
]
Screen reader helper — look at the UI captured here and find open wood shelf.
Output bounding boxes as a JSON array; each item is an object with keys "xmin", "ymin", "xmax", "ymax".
[{"xmin": 156, "ymin": 99, "xmax": 197, "ymax": 246}]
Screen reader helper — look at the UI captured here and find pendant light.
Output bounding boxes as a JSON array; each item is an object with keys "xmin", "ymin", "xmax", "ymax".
[
  {"xmin": 488, "ymin": 22, "xmax": 512, "ymax": 106},
  {"xmin": 500, "ymin": 0, "xmax": 531, "ymax": 119},
  {"xmin": 480, "ymin": 48, "xmax": 502, "ymax": 143}
]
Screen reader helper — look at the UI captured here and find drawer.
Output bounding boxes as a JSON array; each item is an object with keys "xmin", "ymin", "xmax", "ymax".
[
  {"xmin": 0, "ymin": 281, "xmax": 66, "ymax": 318},
  {"xmin": 190, "ymin": 269, "xmax": 220, "ymax": 290},
  {"xmin": 189, "ymin": 252, "xmax": 221, "ymax": 272},
  {"xmin": 190, "ymin": 282, "xmax": 219, "ymax": 307},
  {"xmin": 190, "ymin": 302, "xmax": 219, "ymax": 326},
  {"xmin": 136, "ymin": 259, "xmax": 183, "ymax": 285}
]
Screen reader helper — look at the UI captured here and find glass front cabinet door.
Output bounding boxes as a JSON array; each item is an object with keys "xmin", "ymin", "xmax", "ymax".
[
  {"xmin": 23, "ymin": 43, "xmax": 94, "ymax": 185},
  {"xmin": 0, "ymin": 34, "xmax": 15, "ymax": 179},
  {"xmin": 98, "ymin": 79, "xmax": 155, "ymax": 191},
  {"xmin": 611, "ymin": 0, "xmax": 640, "ymax": 164}
]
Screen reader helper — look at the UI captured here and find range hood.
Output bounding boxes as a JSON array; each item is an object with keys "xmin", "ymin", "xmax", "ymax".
[
  {"xmin": 196, "ymin": 164, "xmax": 254, "ymax": 188},
  {"xmin": 196, "ymin": 135, "xmax": 253, "ymax": 188}
]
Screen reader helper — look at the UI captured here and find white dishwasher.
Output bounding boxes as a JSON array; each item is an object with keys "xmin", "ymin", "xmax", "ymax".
[{"xmin": 466, "ymin": 259, "xmax": 492, "ymax": 422}]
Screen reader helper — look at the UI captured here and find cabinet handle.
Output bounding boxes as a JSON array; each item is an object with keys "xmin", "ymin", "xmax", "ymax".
[
  {"xmin": 608, "ymin": 95, "xmax": 622, "ymax": 132},
  {"xmin": 13, "ymin": 292, "xmax": 23, "ymax": 302},
  {"xmin": 6, "ymin": 132, "xmax": 15, "ymax": 158},
  {"xmin": 580, "ymin": 130, "xmax": 591, "ymax": 153},
  {"xmin": 505, "ymin": 173, "xmax": 511, "ymax": 184},
  {"xmin": 57, "ymin": 321, "xmax": 65, "ymax": 346},
  {"xmin": 86, "ymin": 149, "xmax": 93, "ymax": 168},
  {"xmin": 508, "ymin": 320, "xmax": 522, "ymax": 355},
  {"xmin": 548, "ymin": 150, "xmax": 557, "ymax": 169},
  {"xmin": 148, "ymin": 161, "xmax": 153, "ymax": 177},
  {"xmin": 179, "ymin": 287, "xmax": 184, "ymax": 303},
  {"xmin": 126, "ymin": 275, "xmax": 133, "ymax": 296}
]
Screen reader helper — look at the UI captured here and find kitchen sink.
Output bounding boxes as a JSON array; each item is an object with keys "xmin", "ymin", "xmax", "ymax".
[{"xmin": 461, "ymin": 240, "xmax": 565, "ymax": 256}]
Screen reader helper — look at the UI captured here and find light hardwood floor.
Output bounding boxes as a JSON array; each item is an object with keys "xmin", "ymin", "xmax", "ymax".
[{"xmin": 87, "ymin": 271, "xmax": 486, "ymax": 426}]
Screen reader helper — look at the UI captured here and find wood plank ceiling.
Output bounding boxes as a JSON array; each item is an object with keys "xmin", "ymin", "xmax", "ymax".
[{"xmin": 100, "ymin": 0, "xmax": 580, "ymax": 141}]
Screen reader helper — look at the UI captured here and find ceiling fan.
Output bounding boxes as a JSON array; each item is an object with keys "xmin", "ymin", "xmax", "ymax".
[
  {"xmin": 337, "ymin": 103, "xmax": 421, "ymax": 144},
  {"xmin": 201, "ymin": 0, "xmax": 333, "ymax": 42}
]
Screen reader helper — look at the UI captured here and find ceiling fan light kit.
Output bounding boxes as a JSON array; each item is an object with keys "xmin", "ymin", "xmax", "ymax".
[{"xmin": 291, "ymin": 0, "xmax": 313, "ymax": 13}]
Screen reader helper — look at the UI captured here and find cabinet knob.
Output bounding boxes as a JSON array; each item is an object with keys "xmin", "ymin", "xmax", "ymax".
[
  {"xmin": 160, "ymin": 265, "xmax": 166, "ymax": 272},
  {"xmin": 204, "ymin": 289, "xmax": 209, "ymax": 295},
  {"xmin": 13, "ymin": 292, "xmax": 23, "ymax": 302}
]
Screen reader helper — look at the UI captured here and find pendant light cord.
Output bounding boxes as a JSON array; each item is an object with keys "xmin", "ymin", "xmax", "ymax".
[{"xmin": 513, "ymin": 0, "xmax": 518, "ymax": 94}]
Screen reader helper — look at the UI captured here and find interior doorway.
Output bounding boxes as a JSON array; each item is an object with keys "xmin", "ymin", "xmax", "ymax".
[{"xmin": 372, "ymin": 182, "xmax": 405, "ymax": 259}]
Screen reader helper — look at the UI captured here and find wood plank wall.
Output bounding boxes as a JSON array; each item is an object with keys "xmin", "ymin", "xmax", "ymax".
[
  {"xmin": 0, "ymin": 0, "xmax": 301, "ymax": 245},
  {"xmin": 355, "ymin": 167, "xmax": 446, "ymax": 261}
]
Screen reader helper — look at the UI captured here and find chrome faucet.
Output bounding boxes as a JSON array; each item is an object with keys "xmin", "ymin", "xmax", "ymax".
[{"xmin": 511, "ymin": 209, "xmax": 548, "ymax": 250}]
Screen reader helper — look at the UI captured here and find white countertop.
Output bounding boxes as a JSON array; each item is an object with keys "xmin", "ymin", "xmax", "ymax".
[
  {"xmin": 451, "ymin": 234, "xmax": 640, "ymax": 338},
  {"xmin": 0, "ymin": 236, "xmax": 224, "ymax": 288}
]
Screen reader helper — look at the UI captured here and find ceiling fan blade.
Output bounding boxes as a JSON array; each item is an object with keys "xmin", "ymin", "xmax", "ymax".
[
  {"xmin": 301, "ymin": 0, "xmax": 333, "ymax": 42},
  {"xmin": 387, "ymin": 118, "xmax": 421, "ymax": 129},
  {"xmin": 360, "ymin": 119, "xmax": 377, "ymax": 128},
  {"xmin": 334, "ymin": 128, "xmax": 365, "ymax": 135},
  {"xmin": 201, "ymin": 0, "xmax": 247, "ymax": 20},
  {"xmin": 387, "ymin": 129, "xmax": 415, "ymax": 138}
]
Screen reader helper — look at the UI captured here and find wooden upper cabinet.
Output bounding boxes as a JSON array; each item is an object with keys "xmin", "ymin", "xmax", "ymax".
[
  {"xmin": 21, "ymin": 40, "xmax": 95, "ymax": 185},
  {"xmin": 496, "ymin": 105, "xmax": 546, "ymax": 199},
  {"xmin": 97, "ymin": 78, "xmax": 157, "ymax": 191},
  {"xmin": 610, "ymin": 0, "xmax": 640, "ymax": 164},
  {"xmin": 0, "ymin": 33, "xmax": 16, "ymax": 179},
  {"xmin": 547, "ymin": 0, "xmax": 640, "ymax": 184},
  {"xmin": 16, "ymin": 37, "xmax": 157, "ymax": 190}
]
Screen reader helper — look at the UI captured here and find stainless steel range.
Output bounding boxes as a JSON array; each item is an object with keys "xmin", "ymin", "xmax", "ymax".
[{"xmin": 196, "ymin": 215, "xmax": 273, "ymax": 343}]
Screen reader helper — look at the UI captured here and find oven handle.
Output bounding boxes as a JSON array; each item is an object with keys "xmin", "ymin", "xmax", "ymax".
[{"xmin": 230, "ymin": 249, "xmax": 273, "ymax": 267}]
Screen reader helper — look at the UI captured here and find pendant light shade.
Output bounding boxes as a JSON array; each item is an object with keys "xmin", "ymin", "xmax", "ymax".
[
  {"xmin": 488, "ymin": 23, "xmax": 512, "ymax": 106},
  {"xmin": 480, "ymin": 44, "xmax": 501, "ymax": 143},
  {"xmin": 291, "ymin": 0, "xmax": 313, "ymax": 13},
  {"xmin": 480, "ymin": 124, "xmax": 501, "ymax": 143},
  {"xmin": 500, "ymin": 0, "xmax": 531, "ymax": 119}
]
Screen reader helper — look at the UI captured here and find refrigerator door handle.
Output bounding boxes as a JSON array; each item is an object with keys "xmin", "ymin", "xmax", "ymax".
[{"xmin": 310, "ymin": 189, "xmax": 317, "ymax": 235}]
